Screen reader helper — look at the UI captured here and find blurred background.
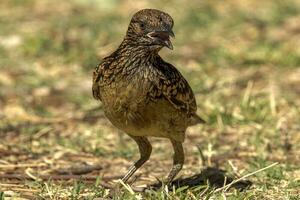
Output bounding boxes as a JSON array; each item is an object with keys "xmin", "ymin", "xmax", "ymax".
[{"xmin": 0, "ymin": 0, "xmax": 300, "ymax": 198}]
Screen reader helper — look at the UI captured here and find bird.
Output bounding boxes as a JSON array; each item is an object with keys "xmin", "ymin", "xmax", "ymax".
[{"xmin": 92, "ymin": 8, "xmax": 205, "ymax": 185}]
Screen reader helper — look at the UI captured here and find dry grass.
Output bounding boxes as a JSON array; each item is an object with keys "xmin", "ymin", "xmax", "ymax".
[{"xmin": 0, "ymin": 0, "xmax": 300, "ymax": 199}]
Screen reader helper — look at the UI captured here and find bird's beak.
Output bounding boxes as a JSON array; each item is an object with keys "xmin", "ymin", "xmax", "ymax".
[{"xmin": 147, "ymin": 29, "xmax": 175, "ymax": 50}]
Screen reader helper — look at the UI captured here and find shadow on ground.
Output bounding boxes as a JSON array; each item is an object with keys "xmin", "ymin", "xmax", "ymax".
[{"xmin": 148, "ymin": 167, "xmax": 252, "ymax": 191}]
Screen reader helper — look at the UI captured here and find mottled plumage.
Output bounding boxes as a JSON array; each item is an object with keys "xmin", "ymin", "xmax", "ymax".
[{"xmin": 92, "ymin": 9, "xmax": 204, "ymax": 184}]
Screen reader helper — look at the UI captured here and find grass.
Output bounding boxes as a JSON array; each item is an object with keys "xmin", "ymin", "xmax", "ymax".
[{"xmin": 1, "ymin": 0, "xmax": 300, "ymax": 199}]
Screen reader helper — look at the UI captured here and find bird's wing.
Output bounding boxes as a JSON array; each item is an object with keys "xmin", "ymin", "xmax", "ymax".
[
  {"xmin": 92, "ymin": 65, "xmax": 102, "ymax": 100},
  {"xmin": 92, "ymin": 57, "xmax": 114, "ymax": 100},
  {"xmin": 148, "ymin": 62, "xmax": 198, "ymax": 117}
]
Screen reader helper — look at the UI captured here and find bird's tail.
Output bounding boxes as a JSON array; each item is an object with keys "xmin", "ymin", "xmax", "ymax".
[{"xmin": 190, "ymin": 114, "xmax": 206, "ymax": 126}]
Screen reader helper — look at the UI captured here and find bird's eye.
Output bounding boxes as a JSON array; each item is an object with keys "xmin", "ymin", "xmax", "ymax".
[
  {"xmin": 140, "ymin": 21, "xmax": 145, "ymax": 29},
  {"xmin": 159, "ymin": 16, "xmax": 163, "ymax": 22}
]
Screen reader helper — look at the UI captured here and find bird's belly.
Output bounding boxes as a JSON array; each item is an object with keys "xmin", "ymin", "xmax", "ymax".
[{"xmin": 103, "ymin": 95, "xmax": 189, "ymax": 142}]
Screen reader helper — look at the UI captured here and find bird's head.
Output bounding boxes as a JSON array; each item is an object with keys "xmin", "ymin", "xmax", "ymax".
[{"xmin": 126, "ymin": 9, "xmax": 175, "ymax": 50}]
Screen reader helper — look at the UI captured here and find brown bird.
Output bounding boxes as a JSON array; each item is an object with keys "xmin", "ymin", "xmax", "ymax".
[{"xmin": 92, "ymin": 9, "xmax": 204, "ymax": 184}]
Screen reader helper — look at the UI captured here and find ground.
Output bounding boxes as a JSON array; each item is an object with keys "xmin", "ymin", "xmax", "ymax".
[{"xmin": 0, "ymin": 0, "xmax": 300, "ymax": 199}]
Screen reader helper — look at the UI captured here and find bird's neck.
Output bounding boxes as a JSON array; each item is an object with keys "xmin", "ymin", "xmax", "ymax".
[{"xmin": 117, "ymin": 38, "xmax": 161, "ymax": 62}]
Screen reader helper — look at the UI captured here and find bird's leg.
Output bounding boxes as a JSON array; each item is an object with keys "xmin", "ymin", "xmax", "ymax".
[
  {"xmin": 121, "ymin": 136, "xmax": 152, "ymax": 183},
  {"xmin": 165, "ymin": 139, "xmax": 184, "ymax": 185}
]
